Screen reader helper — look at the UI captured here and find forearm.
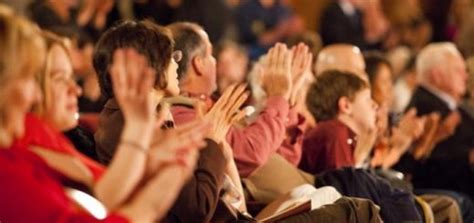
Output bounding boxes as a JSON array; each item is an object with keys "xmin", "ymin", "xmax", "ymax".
[
  {"xmin": 118, "ymin": 164, "xmax": 189, "ymax": 223},
  {"xmin": 229, "ymin": 96, "xmax": 289, "ymax": 176},
  {"xmin": 95, "ymin": 122, "xmax": 152, "ymax": 211}
]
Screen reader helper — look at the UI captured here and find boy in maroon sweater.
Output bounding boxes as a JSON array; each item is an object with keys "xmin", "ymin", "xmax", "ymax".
[{"xmin": 299, "ymin": 70, "xmax": 377, "ymax": 174}]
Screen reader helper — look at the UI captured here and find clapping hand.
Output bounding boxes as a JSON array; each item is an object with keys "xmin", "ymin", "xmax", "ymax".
[
  {"xmin": 261, "ymin": 43, "xmax": 292, "ymax": 100},
  {"xmin": 289, "ymin": 43, "xmax": 313, "ymax": 106},
  {"xmin": 110, "ymin": 48, "xmax": 157, "ymax": 142},
  {"xmin": 204, "ymin": 84, "xmax": 249, "ymax": 144}
]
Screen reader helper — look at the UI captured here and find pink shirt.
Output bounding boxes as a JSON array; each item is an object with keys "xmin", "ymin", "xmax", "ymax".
[{"xmin": 172, "ymin": 96, "xmax": 291, "ymax": 177}]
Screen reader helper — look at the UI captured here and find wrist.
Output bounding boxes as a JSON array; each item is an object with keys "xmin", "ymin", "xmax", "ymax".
[{"xmin": 122, "ymin": 122, "xmax": 153, "ymax": 146}]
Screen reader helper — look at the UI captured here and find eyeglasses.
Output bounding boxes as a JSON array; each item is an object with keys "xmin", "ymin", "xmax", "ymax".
[{"xmin": 172, "ymin": 50, "xmax": 183, "ymax": 62}]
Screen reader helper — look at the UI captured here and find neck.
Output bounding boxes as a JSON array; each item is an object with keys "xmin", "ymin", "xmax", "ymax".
[
  {"xmin": 0, "ymin": 117, "xmax": 18, "ymax": 148},
  {"xmin": 337, "ymin": 115, "xmax": 361, "ymax": 136},
  {"xmin": 0, "ymin": 126, "xmax": 14, "ymax": 148},
  {"xmin": 179, "ymin": 73, "xmax": 212, "ymax": 96}
]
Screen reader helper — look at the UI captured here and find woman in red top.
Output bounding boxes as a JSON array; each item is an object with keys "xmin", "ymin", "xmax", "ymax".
[{"xmin": 0, "ymin": 7, "xmax": 207, "ymax": 222}]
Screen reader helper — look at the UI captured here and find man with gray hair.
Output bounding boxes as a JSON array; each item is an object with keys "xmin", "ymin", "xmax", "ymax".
[{"xmin": 406, "ymin": 42, "xmax": 474, "ymax": 199}]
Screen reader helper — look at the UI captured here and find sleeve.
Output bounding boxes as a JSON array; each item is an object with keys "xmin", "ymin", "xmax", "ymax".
[
  {"xmin": 163, "ymin": 139, "xmax": 227, "ymax": 223},
  {"xmin": 227, "ymin": 96, "xmax": 290, "ymax": 177},
  {"xmin": 276, "ymin": 109, "xmax": 306, "ymax": 166},
  {"xmin": 0, "ymin": 151, "xmax": 128, "ymax": 223}
]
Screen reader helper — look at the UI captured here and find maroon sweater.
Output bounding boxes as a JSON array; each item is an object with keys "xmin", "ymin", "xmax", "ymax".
[{"xmin": 299, "ymin": 119, "xmax": 357, "ymax": 174}]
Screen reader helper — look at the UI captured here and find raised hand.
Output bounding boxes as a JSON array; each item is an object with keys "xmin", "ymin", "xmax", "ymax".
[
  {"xmin": 204, "ymin": 84, "xmax": 249, "ymax": 144},
  {"xmin": 261, "ymin": 43, "xmax": 292, "ymax": 100},
  {"xmin": 435, "ymin": 111, "xmax": 461, "ymax": 143},
  {"xmin": 412, "ymin": 112, "xmax": 441, "ymax": 160},
  {"xmin": 110, "ymin": 48, "xmax": 157, "ymax": 128},
  {"xmin": 289, "ymin": 43, "xmax": 313, "ymax": 106},
  {"xmin": 398, "ymin": 108, "xmax": 426, "ymax": 140}
]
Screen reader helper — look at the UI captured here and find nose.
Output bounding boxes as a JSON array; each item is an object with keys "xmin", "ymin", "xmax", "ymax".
[{"xmin": 69, "ymin": 79, "xmax": 82, "ymax": 96}]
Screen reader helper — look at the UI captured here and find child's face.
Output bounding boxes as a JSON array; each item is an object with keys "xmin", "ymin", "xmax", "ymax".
[{"xmin": 349, "ymin": 88, "xmax": 378, "ymax": 132}]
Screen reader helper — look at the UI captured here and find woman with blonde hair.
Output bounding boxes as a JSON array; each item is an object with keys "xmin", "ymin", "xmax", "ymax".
[{"xmin": 0, "ymin": 5, "xmax": 206, "ymax": 222}]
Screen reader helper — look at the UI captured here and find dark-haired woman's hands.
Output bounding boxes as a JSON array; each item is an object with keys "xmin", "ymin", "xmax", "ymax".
[{"xmin": 109, "ymin": 48, "xmax": 159, "ymax": 146}]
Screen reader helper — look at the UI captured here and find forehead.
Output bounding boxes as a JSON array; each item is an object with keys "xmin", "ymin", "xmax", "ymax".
[
  {"xmin": 197, "ymin": 29, "xmax": 212, "ymax": 49},
  {"xmin": 49, "ymin": 44, "xmax": 72, "ymax": 73}
]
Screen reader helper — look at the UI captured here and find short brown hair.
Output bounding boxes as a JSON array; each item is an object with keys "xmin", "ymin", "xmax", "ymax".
[
  {"xmin": 93, "ymin": 20, "xmax": 174, "ymax": 100},
  {"xmin": 306, "ymin": 70, "xmax": 368, "ymax": 121},
  {"xmin": 167, "ymin": 22, "xmax": 206, "ymax": 80}
]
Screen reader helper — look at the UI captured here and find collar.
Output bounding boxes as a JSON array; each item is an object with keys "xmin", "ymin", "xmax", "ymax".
[
  {"xmin": 421, "ymin": 84, "xmax": 458, "ymax": 111},
  {"xmin": 325, "ymin": 119, "xmax": 358, "ymax": 147},
  {"xmin": 338, "ymin": 0, "xmax": 356, "ymax": 16},
  {"xmin": 180, "ymin": 92, "xmax": 215, "ymax": 109}
]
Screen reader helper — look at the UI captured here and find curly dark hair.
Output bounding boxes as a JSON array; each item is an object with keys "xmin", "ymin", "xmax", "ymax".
[{"xmin": 93, "ymin": 20, "xmax": 174, "ymax": 100}]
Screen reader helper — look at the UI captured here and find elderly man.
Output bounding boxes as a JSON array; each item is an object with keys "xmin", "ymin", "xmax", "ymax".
[{"xmin": 406, "ymin": 42, "xmax": 474, "ymax": 199}]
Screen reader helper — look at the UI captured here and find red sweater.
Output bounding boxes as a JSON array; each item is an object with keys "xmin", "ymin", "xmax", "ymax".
[
  {"xmin": 0, "ymin": 146, "xmax": 127, "ymax": 223},
  {"xmin": 13, "ymin": 113, "xmax": 105, "ymax": 180},
  {"xmin": 299, "ymin": 119, "xmax": 357, "ymax": 174},
  {"xmin": 172, "ymin": 96, "xmax": 292, "ymax": 177}
]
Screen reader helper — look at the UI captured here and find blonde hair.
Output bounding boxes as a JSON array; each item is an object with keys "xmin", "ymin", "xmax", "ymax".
[
  {"xmin": 0, "ymin": 4, "xmax": 45, "ymax": 146},
  {"xmin": 34, "ymin": 31, "xmax": 72, "ymax": 116},
  {"xmin": 0, "ymin": 4, "xmax": 45, "ymax": 86}
]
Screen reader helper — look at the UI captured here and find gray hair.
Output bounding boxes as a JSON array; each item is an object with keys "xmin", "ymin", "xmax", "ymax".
[{"xmin": 416, "ymin": 42, "xmax": 462, "ymax": 84}]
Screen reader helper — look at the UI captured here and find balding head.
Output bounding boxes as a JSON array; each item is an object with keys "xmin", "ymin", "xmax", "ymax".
[
  {"xmin": 315, "ymin": 44, "xmax": 366, "ymax": 78},
  {"xmin": 417, "ymin": 42, "xmax": 467, "ymax": 100}
]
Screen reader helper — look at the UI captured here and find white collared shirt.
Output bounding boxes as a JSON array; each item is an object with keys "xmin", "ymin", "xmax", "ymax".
[{"xmin": 422, "ymin": 84, "xmax": 458, "ymax": 111}]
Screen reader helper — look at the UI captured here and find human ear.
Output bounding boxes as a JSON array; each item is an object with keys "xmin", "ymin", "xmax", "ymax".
[
  {"xmin": 192, "ymin": 56, "xmax": 205, "ymax": 76},
  {"xmin": 338, "ymin": 96, "xmax": 352, "ymax": 115}
]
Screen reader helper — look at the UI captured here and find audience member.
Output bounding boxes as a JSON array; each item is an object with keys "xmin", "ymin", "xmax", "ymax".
[
  {"xmin": 405, "ymin": 42, "xmax": 474, "ymax": 199},
  {"xmin": 92, "ymin": 20, "xmax": 250, "ymax": 222},
  {"xmin": 319, "ymin": 0, "xmax": 388, "ymax": 50},
  {"xmin": 169, "ymin": 22, "xmax": 296, "ymax": 177},
  {"xmin": 300, "ymin": 70, "xmax": 377, "ymax": 173},
  {"xmin": 235, "ymin": 0, "xmax": 303, "ymax": 59},
  {"xmin": 315, "ymin": 44, "xmax": 366, "ymax": 77},
  {"xmin": 215, "ymin": 40, "xmax": 249, "ymax": 96},
  {"xmin": 0, "ymin": 7, "xmax": 200, "ymax": 222}
]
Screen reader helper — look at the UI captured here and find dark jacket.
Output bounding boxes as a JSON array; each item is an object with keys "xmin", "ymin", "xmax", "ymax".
[
  {"xmin": 95, "ymin": 99, "xmax": 226, "ymax": 223},
  {"xmin": 402, "ymin": 86, "xmax": 474, "ymax": 199},
  {"xmin": 319, "ymin": 2, "xmax": 367, "ymax": 49},
  {"xmin": 315, "ymin": 168, "xmax": 423, "ymax": 223}
]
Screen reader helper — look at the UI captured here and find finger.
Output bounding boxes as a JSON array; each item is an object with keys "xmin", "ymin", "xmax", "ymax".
[
  {"xmin": 222, "ymin": 84, "xmax": 247, "ymax": 113},
  {"xmin": 267, "ymin": 46, "xmax": 276, "ymax": 71},
  {"xmin": 293, "ymin": 43, "xmax": 305, "ymax": 69},
  {"xmin": 211, "ymin": 84, "xmax": 238, "ymax": 112},
  {"xmin": 111, "ymin": 49, "xmax": 126, "ymax": 96},
  {"xmin": 125, "ymin": 49, "xmax": 141, "ymax": 94},
  {"xmin": 227, "ymin": 92, "xmax": 249, "ymax": 119},
  {"xmin": 230, "ymin": 109, "xmax": 247, "ymax": 124},
  {"xmin": 304, "ymin": 52, "xmax": 313, "ymax": 72},
  {"xmin": 277, "ymin": 43, "xmax": 286, "ymax": 72},
  {"xmin": 406, "ymin": 108, "xmax": 417, "ymax": 117},
  {"xmin": 138, "ymin": 67, "xmax": 155, "ymax": 100},
  {"xmin": 194, "ymin": 100, "xmax": 206, "ymax": 119}
]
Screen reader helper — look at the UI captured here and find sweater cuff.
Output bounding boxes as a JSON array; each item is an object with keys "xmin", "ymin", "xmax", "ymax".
[{"xmin": 265, "ymin": 96, "xmax": 290, "ymax": 119}]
